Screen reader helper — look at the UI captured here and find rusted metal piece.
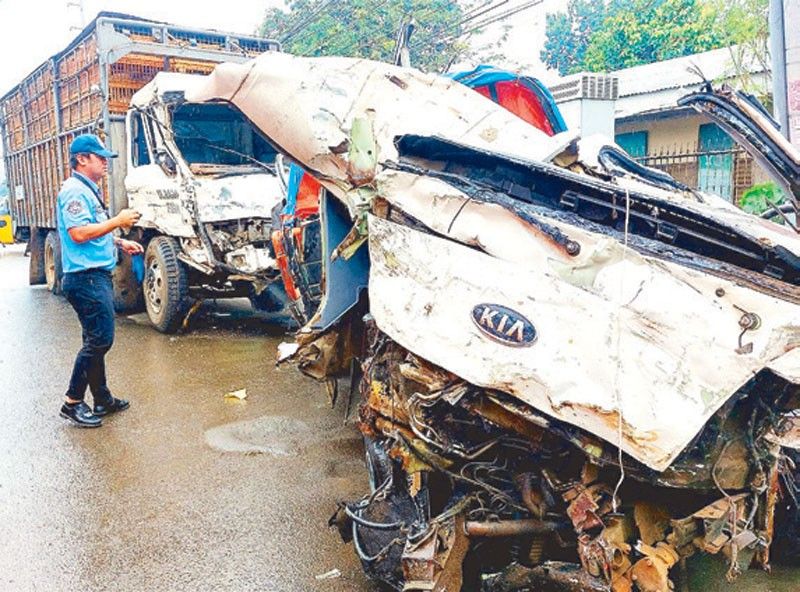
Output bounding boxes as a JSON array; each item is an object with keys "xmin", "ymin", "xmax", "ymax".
[
  {"xmin": 634, "ymin": 502, "xmax": 672, "ymax": 546},
  {"xmin": 465, "ymin": 519, "xmax": 563, "ymax": 538},
  {"xmin": 481, "ymin": 561, "xmax": 609, "ymax": 592},
  {"xmin": 401, "ymin": 515, "xmax": 470, "ymax": 592},
  {"xmin": 292, "ymin": 323, "xmax": 359, "ymax": 381},
  {"xmin": 629, "ymin": 542, "xmax": 680, "ymax": 592},
  {"xmin": 461, "ymin": 395, "xmax": 549, "ymax": 442},
  {"xmin": 755, "ymin": 456, "xmax": 782, "ymax": 571},
  {"xmin": 564, "ymin": 483, "xmax": 613, "ymax": 532},
  {"xmin": 692, "ymin": 493, "xmax": 749, "ymax": 554},
  {"xmin": 519, "ymin": 473, "xmax": 547, "ymax": 519}
]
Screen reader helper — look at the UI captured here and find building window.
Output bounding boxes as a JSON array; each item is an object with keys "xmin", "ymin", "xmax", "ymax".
[
  {"xmin": 697, "ymin": 123, "xmax": 734, "ymax": 201},
  {"xmin": 615, "ymin": 131, "xmax": 648, "ymax": 159}
]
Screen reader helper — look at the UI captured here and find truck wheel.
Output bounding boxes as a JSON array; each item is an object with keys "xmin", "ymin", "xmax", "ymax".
[
  {"xmin": 28, "ymin": 228, "xmax": 47, "ymax": 285},
  {"xmin": 44, "ymin": 230, "xmax": 63, "ymax": 294},
  {"xmin": 144, "ymin": 236, "xmax": 190, "ymax": 333}
]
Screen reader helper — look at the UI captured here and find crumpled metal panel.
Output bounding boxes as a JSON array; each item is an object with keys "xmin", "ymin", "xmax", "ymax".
[{"xmin": 367, "ymin": 214, "xmax": 799, "ymax": 471}]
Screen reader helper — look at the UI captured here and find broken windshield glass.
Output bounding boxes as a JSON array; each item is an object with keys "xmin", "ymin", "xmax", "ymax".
[{"xmin": 171, "ymin": 102, "xmax": 278, "ymax": 168}]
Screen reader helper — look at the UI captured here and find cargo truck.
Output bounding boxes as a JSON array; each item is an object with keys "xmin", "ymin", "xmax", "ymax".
[{"xmin": 0, "ymin": 12, "xmax": 286, "ymax": 331}]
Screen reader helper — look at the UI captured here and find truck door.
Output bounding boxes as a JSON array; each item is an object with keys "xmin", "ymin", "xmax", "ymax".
[{"xmin": 124, "ymin": 109, "xmax": 194, "ymax": 237}]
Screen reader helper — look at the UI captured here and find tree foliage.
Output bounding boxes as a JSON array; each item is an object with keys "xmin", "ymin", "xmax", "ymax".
[
  {"xmin": 259, "ymin": 0, "xmax": 466, "ymax": 72},
  {"xmin": 540, "ymin": 0, "xmax": 608, "ymax": 76},
  {"xmin": 582, "ymin": 0, "xmax": 724, "ymax": 72},
  {"xmin": 708, "ymin": 0, "xmax": 770, "ymax": 95},
  {"xmin": 541, "ymin": 0, "xmax": 769, "ymax": 75},
  {"xmin": 740, "ymin": 181, "xmax": 785, "ymax": 216}
]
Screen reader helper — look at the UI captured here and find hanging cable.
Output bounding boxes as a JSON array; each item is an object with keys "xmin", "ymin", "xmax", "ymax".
[{"xmin": 611, "ymin": 188, "xmax": 631, "ymax": 512}]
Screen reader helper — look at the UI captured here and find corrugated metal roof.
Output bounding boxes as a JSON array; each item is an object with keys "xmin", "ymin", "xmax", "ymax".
[{"xmin": 614, "ymin": 46, "xmax": 766, "ymax": 98}]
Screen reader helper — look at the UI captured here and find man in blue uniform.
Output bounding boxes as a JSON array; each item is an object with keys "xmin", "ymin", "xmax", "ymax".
[{"xmin": 57, "ymin": 134, "xmax": 143, "ymax": 428}]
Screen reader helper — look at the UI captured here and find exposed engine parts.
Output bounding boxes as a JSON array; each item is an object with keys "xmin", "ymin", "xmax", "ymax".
[{"xmin": 329, "ymin": 330, "xmax": 798, "ymax": 592}]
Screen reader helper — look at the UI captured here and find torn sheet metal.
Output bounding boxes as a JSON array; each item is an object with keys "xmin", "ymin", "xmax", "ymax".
[{"xmin": 367, "ymin": 214, "xmax": 799, "ymax": 471}]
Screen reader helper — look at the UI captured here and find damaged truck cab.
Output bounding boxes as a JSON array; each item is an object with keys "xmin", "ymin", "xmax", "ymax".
[{"xmin": 125, "ymin": 73, "xmax": 286, "ymax": 331}]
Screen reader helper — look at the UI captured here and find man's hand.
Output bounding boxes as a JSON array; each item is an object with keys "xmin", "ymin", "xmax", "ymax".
[
  {"xmin": 114, "ymin": 208, "xmax": 141, "ymax": 232},
  {"xmin": 117, "ymin": 238, "xmax": 144, "ymax": 255}
]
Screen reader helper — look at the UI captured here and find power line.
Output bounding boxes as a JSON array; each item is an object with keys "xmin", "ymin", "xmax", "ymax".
[
  {"xmin": 440, "ymin": 0, "xmax": 544, "ymax": 45},
  {"xmin": 460, "ymin": 0, "xmax": 510, "ymax": 26},
  {"xmin": 409, "ymin": 0, "xmax": 514, "ymax": 51},
  {"xmin": 280, "ymin": 0, "xmax": 338, "ymax": 44}
]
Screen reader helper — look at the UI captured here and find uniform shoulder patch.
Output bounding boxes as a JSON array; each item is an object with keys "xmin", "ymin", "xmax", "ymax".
[{"xmin": 66, "ymin": 199, "xmax": 86, "ymax": 216}]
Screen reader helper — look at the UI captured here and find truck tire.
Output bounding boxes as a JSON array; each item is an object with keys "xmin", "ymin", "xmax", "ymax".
[
  {"xmin": 44, "ymin": 230, "xmax": 63, "ymax": 294},
  {"xmin": 28, "ymin": 228, "xmax": 47, "ymax": 285},
  {"xmin": 143, "ymin": 236, "xmax": 190, "ymax": 333}
]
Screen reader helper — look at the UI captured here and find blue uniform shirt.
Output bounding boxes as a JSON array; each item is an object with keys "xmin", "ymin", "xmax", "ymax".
[{"xmin": 56, "ymin": 173, "xmax": 116, "ymax": 273}]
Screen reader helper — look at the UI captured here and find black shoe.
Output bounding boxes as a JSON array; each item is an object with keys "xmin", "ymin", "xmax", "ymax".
[
  {"xmin": 60, "ymin": 402, "xmax": 102, "ymax": 428},
  {"xmin": 93, "ymin": 397, "xmax": 130, "ymax": 417}
]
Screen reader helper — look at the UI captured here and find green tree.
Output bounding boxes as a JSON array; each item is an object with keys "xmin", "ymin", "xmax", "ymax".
[
  {"xmin": 739, "ymin": 182, "xmax": 785, "ymax": 216},
  {"xmin": 541, "ymin": 0, "xmax": 767, "ymax": 75},
  {"xmin": 708, "ymin": 0, "xmax": 770, "ymax": 96},
  {"xmin": 540, "ymin": 0, "xmax": 608, "ymax": 76},
  {"xmin": 259, "ymin": 0, "xmax": 467, "ymax": 72},
  {"xmin": 582, "ymin": 0, "xmax": 725, "ymax": 71}
]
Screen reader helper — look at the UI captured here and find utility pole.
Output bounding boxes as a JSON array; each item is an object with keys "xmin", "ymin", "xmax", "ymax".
[{"xmin": 770, "ymin": 0, "xmax": 800, "ymax": 149}]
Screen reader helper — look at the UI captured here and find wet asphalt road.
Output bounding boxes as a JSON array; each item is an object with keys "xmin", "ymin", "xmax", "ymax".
[{"xmin": 0, "ymin": 245, "xmax": 375, "ymax": 591}]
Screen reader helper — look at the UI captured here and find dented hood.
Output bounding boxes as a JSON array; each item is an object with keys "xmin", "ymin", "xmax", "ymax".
[{"xmin": 678, "ymin": 85, "xmax": 800, "ymax": 200}]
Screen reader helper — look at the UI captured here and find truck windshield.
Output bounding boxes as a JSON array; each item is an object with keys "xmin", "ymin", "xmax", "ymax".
[{"xmin": 171, "ymin": 103, "xmax": 277, "ymax": 167}]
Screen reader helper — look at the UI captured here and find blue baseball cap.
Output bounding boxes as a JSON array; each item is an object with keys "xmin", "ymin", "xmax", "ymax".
[{"xmin": 69, "ymin": 134, "xmax": 118, "ymax": 158}]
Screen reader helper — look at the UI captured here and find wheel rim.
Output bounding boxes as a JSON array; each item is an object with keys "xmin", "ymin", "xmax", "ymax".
[
  {"xmin": 145, "ymin": 256, "xmax": 166, "ymax": 315},
  {"xmin": 44, "ymin": 241, "xmax": 55, "ymax": 289}
]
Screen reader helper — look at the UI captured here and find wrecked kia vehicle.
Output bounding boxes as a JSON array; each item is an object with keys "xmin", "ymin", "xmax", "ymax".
[
  {"xmin": 125, "ymin": 72, "xmax": 287, "ymax": 331},
  {"xmin": 189, "ymin": 54, "xmax": 800, "ymax": 591}
]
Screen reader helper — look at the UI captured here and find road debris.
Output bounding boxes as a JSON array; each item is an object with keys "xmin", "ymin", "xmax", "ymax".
[
  {"xmin": 315, "ymin": 568, "xmax": 342, "ymax": 580},
  {"xmin": 223, "ymin": 388, "xmax": 247, "ymax": 401}
]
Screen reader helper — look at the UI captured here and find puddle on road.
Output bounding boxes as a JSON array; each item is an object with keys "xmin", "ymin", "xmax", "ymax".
[{"xmin": 205, "ymin": 414, "xmax": 359, "ymax": 457}]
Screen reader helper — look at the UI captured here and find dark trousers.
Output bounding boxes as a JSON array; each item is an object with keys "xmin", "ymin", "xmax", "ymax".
[{"xmin": 62, "ymin": 268, "xmax": 115, "ymax": 405}]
